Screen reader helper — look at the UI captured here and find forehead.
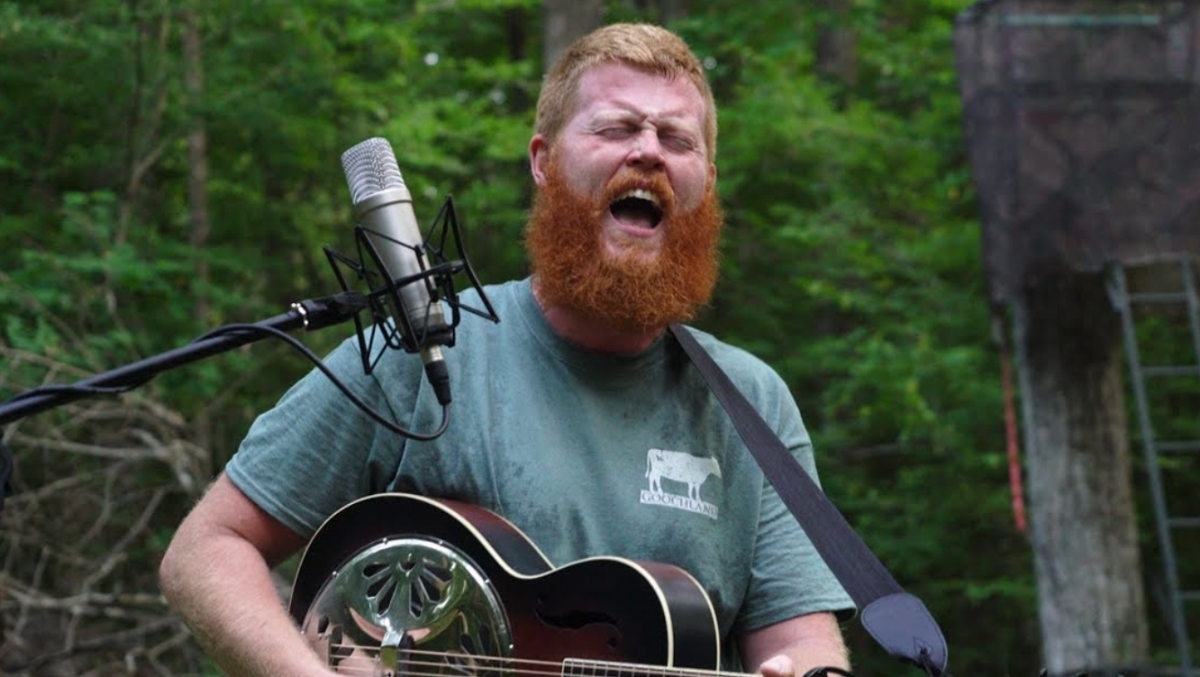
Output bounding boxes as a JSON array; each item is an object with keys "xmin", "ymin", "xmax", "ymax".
[{"xmin": 573, "ymin": 62, "xmax": 707, "ymax": 125}]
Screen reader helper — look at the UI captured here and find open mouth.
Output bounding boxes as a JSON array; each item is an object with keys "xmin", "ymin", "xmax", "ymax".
[{"xmin": 609, "ymin": 189, "xmax": 664, "ymax": 230}]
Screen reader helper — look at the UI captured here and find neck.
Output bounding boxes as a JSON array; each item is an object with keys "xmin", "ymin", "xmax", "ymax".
[{"xmin": 531, "ymin": 278, "xmax": 665, "ymax": 355}]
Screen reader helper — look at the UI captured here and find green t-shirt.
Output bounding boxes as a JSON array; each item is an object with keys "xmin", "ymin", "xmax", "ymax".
[{"xmin": 226, "ymin": 277, "xmax": 853, "ymax": 666}]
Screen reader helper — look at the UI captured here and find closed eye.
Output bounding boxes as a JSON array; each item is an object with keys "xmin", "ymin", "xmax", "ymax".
[
  {"xmin": 598, "ymin": 126, "xmax": 638, "ymax": 139},
  {"xmin": 662, "ymin": 134, "xmax": 697, "ymax": 153}
]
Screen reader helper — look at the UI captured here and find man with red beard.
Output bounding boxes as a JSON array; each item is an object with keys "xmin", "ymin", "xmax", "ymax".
[{"xmin": 160, "ymin": 23, "xmax": 853, "ymax": 677}]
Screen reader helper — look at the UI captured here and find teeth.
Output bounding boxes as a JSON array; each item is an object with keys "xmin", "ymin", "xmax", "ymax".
[{"xmin": 616, "ymin": 189, "xmax": 660, "ymax": 207}]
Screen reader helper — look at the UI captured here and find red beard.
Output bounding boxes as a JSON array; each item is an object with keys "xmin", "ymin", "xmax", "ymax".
[{"xmin": 525, "ymin": 157, "xmax": 724, "ymax": 332}]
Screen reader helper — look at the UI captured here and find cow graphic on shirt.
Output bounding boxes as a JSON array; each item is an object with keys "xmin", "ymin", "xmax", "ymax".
[{"xmin": 640, "ymin": 448, "xmax": 721, "ymax": 519}]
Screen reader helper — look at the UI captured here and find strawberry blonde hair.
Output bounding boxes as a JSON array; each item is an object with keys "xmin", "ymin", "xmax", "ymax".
[{"xmin": 534, "ymin": 23, "xmax": 718, "ymax": 162}]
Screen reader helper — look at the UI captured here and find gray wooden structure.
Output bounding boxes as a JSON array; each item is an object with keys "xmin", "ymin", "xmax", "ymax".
[{"xmin": 955, "ymin": 2, "xmax": 1200, "ymax": 674}]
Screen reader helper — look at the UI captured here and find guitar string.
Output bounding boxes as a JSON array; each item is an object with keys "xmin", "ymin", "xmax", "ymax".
[
  {"xmin": 319, "ymin": 653, "xmax": 725, "ymax": 675},
  {"xmin": 318, "ymin": 644, "xmax": 749, "ymax": 677},
  {"xmin": 323, "ymin": 663, "xmax": 744, "ymax": 677}
]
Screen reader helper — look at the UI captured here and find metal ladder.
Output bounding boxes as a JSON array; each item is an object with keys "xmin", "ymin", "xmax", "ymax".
[{"xmin": 1109, "ymin": 255, "xmax": 1200, "ymax": 677}]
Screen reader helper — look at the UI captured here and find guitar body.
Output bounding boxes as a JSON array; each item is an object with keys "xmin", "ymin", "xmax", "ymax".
[{"xmin": 289, "ymin": 493, "xmax": 721, "ymax": 674}]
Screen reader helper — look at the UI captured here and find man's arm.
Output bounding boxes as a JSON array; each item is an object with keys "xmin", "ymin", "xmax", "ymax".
[
  {"xmin": 158, "ymin": 473, "xmax": 335, "ymax": 677},
  {"xmin": 740, "ymin": 611, "xmax": 851, "ymax": 677}
]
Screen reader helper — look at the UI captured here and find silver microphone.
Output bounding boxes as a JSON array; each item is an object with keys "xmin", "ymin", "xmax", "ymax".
[{"xmin": 341, "ymin": 137, "xmax": 452, "ymax": 404}]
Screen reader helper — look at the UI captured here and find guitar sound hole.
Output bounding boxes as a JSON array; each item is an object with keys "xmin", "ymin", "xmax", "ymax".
[
  {"xmin": 376, "ymin": 578, "xmax": 396, "ymax": 612},
  {"xmin": 537, "ymin": 607, "xmax": 620, "ymax": 633},
  {"xmin": 409, "ymin": 580, "xmax": 424, "ymax": 615},
  {"xmin": 420, "ymin": 575, "xmax": 442, "ymax": 603},
  {"xmin": 479, "ymin": 624, "xmax": 496, "ymax": 654},
  {"xmin": 361, "ymin": 564, "xmax": 398, "ymax": 614},
  {"xmin": 461, "ymin": 634, "xmax": 478, "ymax": 655},
  {"xmin": 446, "ymin": 652, "xmax": 471, "ymax": 676},
  {"xmin": 366, "ymin": 577, "xmax": 386, "ymax": 597}
]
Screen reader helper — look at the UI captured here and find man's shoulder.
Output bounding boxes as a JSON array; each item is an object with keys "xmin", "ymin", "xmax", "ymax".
[
  {"xmin": 462, "ymin": 277, "xmax": 525, "ymax": 308},
  {"xmin": 672, "ymin": 324, "xmax": 787, "ymax": 392}
]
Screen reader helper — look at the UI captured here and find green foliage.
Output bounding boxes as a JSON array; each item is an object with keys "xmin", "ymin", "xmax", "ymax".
[
  {"xmin": 16, "ymin": 0, "xmax": 1179, "ymax": 674},
  {"xmin": 665, "ymin": 2, "xmax": 1040, "ymax": 673}
]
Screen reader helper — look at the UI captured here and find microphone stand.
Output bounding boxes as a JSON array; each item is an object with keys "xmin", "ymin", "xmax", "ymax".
[
  {"xmin": 1, "ymin": 194, "xmax": 492, "ymax": 427},
  {"xmin": 0, "ymin": 291, "xmax": 369, "ymax": 513},
  {"xmin": 0, "ymin": 292, "xmax": 369, "ymax": 426},
  {"xmin": 0, "ymin": 195, "xmax": 497, "ymax": 513}
]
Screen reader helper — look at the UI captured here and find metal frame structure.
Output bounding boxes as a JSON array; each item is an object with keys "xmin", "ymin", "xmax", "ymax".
[{"xmin": 1109, "ymin": 256, "xmax": 1200, "ymax": 677}]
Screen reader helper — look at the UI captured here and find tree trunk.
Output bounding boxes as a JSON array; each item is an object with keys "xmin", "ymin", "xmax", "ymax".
[
  {"xmin": 183, "ymin": 7, "xmax": 213, "ymax": 469},
  {"xmin": 183, "ymin": 10, "xmax": 209, "ymax": 321},
  {"xmin": 814, "ymin": 0, "xmax": 857, "ymax": 85},
  {"xmin": 541, "ymin": 0, "xmax": 604, "ymax": 71},
  {"xmin": 508, "ymin": 7, "xmax": 531, "ymax": 112},
  {"xmin": 655, "ymin": 0, "xmax": 689, "ymax": 24},
  {"xmin": 1013, "ymin": 271, "xmax": 1149, "ymax": 673},
  {"xmin": 625, "ymin": 0, "xmax": 689, "ymax": 24}
]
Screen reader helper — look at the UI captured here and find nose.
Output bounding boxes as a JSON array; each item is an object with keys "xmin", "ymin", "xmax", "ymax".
[{"xmin": 628, "ymin": 130, "xmax": 665, "ymax": 171}]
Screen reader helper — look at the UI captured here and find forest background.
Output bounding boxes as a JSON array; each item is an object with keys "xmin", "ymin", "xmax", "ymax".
[{"xmin": 0, "ymin": 0, "xmax": 1193, "ymax": 676}]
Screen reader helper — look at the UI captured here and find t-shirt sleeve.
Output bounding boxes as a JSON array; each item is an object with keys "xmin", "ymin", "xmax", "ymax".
[
  {"xmin": 224, "ymin": 335, "xmax": 415, "ymax": 539},
  {"xmin": 732, "ymin": 379, "xmax": 856, "ymax": 634}
]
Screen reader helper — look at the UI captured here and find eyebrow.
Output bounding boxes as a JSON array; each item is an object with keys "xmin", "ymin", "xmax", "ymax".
[{"xmin": 588, "ymin": 109, "xmax": 702, "ymax": 134}]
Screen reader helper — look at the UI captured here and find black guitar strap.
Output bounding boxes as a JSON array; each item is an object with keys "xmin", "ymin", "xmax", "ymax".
[{"xmin": 668, "ymin": 324, "xmax": 948, "ymax": 676}]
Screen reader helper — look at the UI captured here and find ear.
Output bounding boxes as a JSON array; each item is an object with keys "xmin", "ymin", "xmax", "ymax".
[
  {"xmin": 708, "ymin": 161, "xmax": 717, "ymax": 187},
  {"xmin": 529, "ymin": 134, "xmax": 551, "ymax": 186}
]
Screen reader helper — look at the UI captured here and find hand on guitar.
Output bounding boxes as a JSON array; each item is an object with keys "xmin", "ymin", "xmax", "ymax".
[
  {"xmin": 759, "ymin": 655, "xmax": 856, "ymax": 677},
  {"xmin": 741, "ymin": 612, "xmax": 851, "ymax": 677},
  {"xmin": 759, "ymin": 654, "xmax": 798, "ymax": 677},
  {"xmin": 760, "ymin": 656, "xmax": 855, "ymax": 677}
]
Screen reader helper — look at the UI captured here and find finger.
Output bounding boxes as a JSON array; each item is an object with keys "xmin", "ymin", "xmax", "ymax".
[{"xmin": 759, "ymin": 655, "xmax": 795, "ymax": 677}]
